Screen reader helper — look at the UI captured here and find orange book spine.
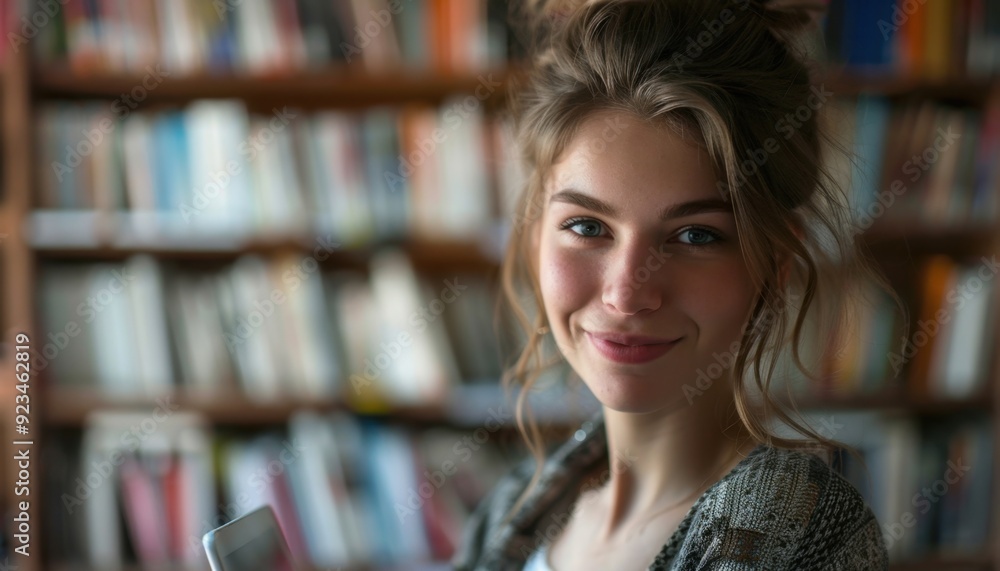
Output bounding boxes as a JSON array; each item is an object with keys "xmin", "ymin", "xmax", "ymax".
[
  {"xmin": 429, "ymin": 0, "xmax": 450, "ymax": 73},
  {"xmin": 906, "ymin": 255, "xmax": 956, "ymax": 397},
  {"xmin": 898, "ymin": 0, "xmax": 924, "ymax": 76}
]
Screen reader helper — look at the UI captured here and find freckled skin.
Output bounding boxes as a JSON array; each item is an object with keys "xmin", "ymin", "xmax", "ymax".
[{"xmin": 537, "ymin": 109, "xmax": 759, "ymax": 414}]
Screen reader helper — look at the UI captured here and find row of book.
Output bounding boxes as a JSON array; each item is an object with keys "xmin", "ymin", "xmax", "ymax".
[
  {"xmin": 36, "ymin": 250, "xmax": 510, "ymax": 406},
  {"xmin": 837, "ymin": 95, "xmax": 1000, "ymax": 231},
  {"xmin": 810, "ymin": 411, "xmax": 993, "ymax": 561},
  {"xmin": 35, "ymin": 99, "xmax": 522, "ymax": 244},
  {"xmin": 905, "ymin": 255, "xmax": 998, "ymax": 398},
  {"xmin": 772, "ymin": 257, "xmax": 994, "ymax": 401},
  {"xmin": 44, "ymin": 409, "xmax": 515, "ymax": 568},
  {"xmin": 825, "ymin": 0, "xmax": 1000, "ymax": 77},
  {"xmin": 50, "ymin": 408, "xmax": 992, "ymax": 568},
  {"xmin": 28, "ymin": 0, "xmax": 511, "ymax": 74},
  {"xmin": 811, "ymin": 256, "xmax": 995, "ymax": 400}
]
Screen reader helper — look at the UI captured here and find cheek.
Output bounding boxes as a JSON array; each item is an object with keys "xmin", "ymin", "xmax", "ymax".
[
  {"xmin": 684, "ymin": 261, "xmax": 757, "ymax": 339},
  {"xmin": 538, "ymin": 237, "xmax": 595, "ymax": 329}
]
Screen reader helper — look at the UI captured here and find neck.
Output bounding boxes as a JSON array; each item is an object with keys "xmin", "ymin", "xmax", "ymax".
[{"xmin": 596, "ymin": 378, "xmax": 757, "ymax": 541}]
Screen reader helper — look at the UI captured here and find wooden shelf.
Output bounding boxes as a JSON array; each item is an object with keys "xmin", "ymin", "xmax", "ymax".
[
  {"xmin": 29, "ymin": 224, "xmax": 503, "ymax": 269},
  {"xmin": 43, "ymin": 386, "xmax": 988, "ymax": 428},
  {"xmin": 31, "ymin": 66, "xmax": 994, "ymax": 108},
  {"xmin": 791, "ymin": 391, "xmax": 992, "ymax": 415},
  {"xmin": 825, "ymin": 70, "xmax": 995, "ymax": 102},
  {"xmin": 32, "ymin": 65, "xmax": 517, "ymax": 110},
  {"xmin": 860, "ymin": 222, "xmax": 997, "ymax": 258},
  {"xmin": 41, "ymin": 390, "xmax": 463, "ymax": 427}
]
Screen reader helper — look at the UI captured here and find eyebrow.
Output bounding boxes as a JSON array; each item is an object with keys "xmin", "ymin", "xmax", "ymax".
[{"xmin": 549, "ymin": 189, "xmax": 733, "ymax": 221}]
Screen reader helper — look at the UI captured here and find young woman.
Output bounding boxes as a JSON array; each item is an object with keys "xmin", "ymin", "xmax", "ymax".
[{"xmin": 452, "ymin": 1, "xmax": 899, "ymax": 569}]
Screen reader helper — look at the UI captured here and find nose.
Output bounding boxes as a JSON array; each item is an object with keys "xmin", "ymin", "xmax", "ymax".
[{"xmin": 601, "ymin": 239, "xmax": 665, "ymax": 315}]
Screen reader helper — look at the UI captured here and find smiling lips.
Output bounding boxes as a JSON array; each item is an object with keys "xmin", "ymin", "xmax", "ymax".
[{"xmin": 585, "ymin": 331, "xmax": 682, "ymax": 364}]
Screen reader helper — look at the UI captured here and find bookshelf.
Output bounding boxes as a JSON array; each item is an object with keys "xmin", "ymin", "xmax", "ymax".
[
  {"xmin": 1, "ymin": 0, "xmax": 999, "ymax": 570},
  {"xmin": 32, "ymin": 65, "xmax": 516, "ymax": 110},
  {"xmin": 10, "ymin": 3, "xmax": 561, "ymax": 569}
]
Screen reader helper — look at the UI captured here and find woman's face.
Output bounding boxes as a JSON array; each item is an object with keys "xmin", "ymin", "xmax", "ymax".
[{"xmin": 537, "ymin": 110, "xmax": 758, "ymax": 413}]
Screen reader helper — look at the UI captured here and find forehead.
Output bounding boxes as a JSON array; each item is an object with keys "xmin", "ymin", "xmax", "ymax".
[{"xmin": 548, "ymin": 110, "xmax": 719, "ymax": 200}]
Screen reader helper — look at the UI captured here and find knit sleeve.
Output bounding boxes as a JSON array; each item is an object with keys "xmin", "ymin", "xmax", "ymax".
[
  {"xmin": 816, "ymin": 512, "xmax": 890, "ymax": 571},
  {"xmin": 787, "ymin": 467, "xmax": 889, "ymax": 571}
]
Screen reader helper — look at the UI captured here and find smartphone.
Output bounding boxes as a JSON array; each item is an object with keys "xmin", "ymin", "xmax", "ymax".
[{"xmin": 202, "ymin": 505, "xmax": 296, "ymax": 571}]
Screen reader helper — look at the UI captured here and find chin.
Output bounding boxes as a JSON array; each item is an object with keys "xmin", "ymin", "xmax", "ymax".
[{"xmin": 582, "ymin": 371, "xmax": 687, "ymax": 414}]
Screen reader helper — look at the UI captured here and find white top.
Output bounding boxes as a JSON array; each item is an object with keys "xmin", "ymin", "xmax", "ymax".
[{"xmin": 523, "ymin": 542, "xmax": 554, "ymax": 571}]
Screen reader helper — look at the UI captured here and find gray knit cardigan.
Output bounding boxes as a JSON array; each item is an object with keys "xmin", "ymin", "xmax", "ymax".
[{"xmin": 451, "ymin": 411, "xmax": 889, "ymax": 570}]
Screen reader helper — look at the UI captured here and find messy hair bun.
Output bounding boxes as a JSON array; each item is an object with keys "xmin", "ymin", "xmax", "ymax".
[{"xmin": 513, "ymin": 0, "xmax": 826, "ymax": 59}]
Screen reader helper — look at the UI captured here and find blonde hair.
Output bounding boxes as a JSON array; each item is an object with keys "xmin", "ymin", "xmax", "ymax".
[{"xmin": 496, "ymin": 0, "xmax": 906, "ymax": 524}]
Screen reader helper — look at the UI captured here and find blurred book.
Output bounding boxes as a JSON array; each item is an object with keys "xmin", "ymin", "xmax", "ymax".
[
  {"xmin": 842, "ymin": 94, "xmax": 1000, "ymax": 230},
  {"xmin": 77, "ymin": 410, "xmax": 215, "ymax": 568},
  {"xmin": 906, "ymin": 255, "xmax": 996, "ymax": 399}
]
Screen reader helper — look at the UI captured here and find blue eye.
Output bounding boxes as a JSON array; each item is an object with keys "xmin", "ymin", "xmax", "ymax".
[
  {"xmin": 560, "ymin": 217, "xmax": 605, "ymax": 238},
  {"xmin": 558, "ymin": 219, "xmax": 723, "ymax": 247},
  {"xmin": 677, "ymin": 227, "xmax": 721, "ymax": 245}
]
